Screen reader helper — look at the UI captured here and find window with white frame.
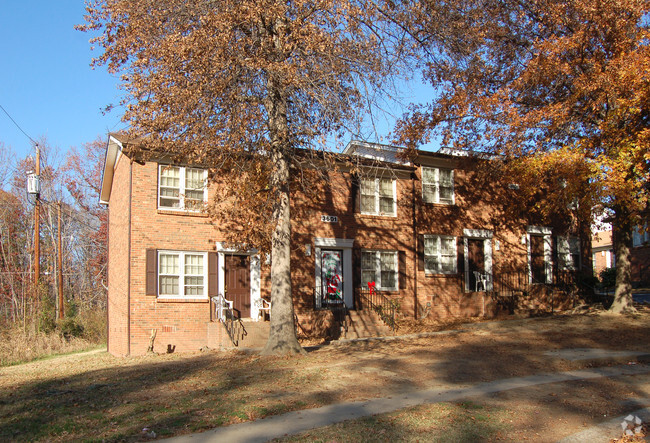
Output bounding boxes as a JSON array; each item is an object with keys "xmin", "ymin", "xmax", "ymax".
[
  {"xmin": 158, "ymin": 251, "xmax": 207, "ymax": 298},
  {"xmin": 360, "ymin": 177, "xmax": 396, "ymax": 216},
  {"xmin": 361, "ymin": 250, "xmax": 398, "ymax": 290},
  {"xmin": 558, "ymin": 236, "xmax": 581, "ymax": 270},
  {"xmin": 158, "ymin": 165, "xmax": 207, "ymax": 210},
  {"xmin": 424, "ymin": 235, "xmax": 457, "ymax": 274},
  {"xmin": 633, "ymin": 222, "xmax": 649, "ymax": 247},
  {"xmin": 422, "ymin": 167, "xmax": 454, "ymax": 204}
]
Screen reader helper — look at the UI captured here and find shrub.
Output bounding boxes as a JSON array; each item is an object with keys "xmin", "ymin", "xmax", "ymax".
[
  {"xmin": 599, "ymin": 267, "xmax": 617, "ymax": 289},
  {"xmin": 57, "ymin": 317, "xmax": 84, "ymax": 339},
  {"xmin": 76, "ymin": 308, "xmax": 107, "ymax": 342}
]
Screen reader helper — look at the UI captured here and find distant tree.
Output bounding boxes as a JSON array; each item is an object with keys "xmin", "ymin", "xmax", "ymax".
[
  {"xmin": 63, "ymin": 136, "xmax": 108, "ymax": 307},
  {"xmin": 0, "ymin": 189, "xmax": 27, "ymax": 323},
  {"xmin": 396, "ymin": 0, "xmax": 649, "ymax": 312},
  {"xmin": 80, "ymin": 0, "xmax": 401, "ymax": 353}
]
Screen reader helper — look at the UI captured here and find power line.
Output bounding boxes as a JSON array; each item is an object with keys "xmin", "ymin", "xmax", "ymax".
[{"xmin": 0, "ymin": 103, "xmax": 39, "ymax": 147}]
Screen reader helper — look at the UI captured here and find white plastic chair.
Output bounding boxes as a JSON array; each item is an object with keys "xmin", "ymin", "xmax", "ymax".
[
  {"xmin": 255, "ymin": 298, "xmax": 271, "ymax": 321},
  {"xmin": 474, "ymin": 271, "xmax": 488, "ymax": 292}
]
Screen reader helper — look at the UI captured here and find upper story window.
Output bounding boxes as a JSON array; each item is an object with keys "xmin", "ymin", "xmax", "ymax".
[
  {"xmin": 424, "ymin": 234, "xmax": 457, "ymax": 274},
  {"xmin": 361, "ymin": 250, "xmax": 398, "ymax": 291},
  {"xmin": 422, "ymin": 167, "xmax": 454, "ymax": 205},
  {"xmin": 158, "ymin": 250, "xmax": 207, "ymax": 298},
  {"xmin": 633, "ymin": 222, "xmax": 649, "ymax": 247},
  {"xmin": 158, "ymin": 165, "xmax": 207, "ymax": 210},
  {"xmin": 360, "ymin": 177, "xmax": 396, "ymax": 216}
]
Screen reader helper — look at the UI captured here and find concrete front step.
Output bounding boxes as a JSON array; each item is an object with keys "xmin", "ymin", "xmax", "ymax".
[
  {"xmin": 207, "ymin": 319, "xmax": 270, "ymax": 349},
  {"xmin": 342, "ymin": 309, "xmax": 393, "ymax": 339}
]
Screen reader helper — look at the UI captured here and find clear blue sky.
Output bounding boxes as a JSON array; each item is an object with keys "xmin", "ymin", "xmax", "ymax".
[
  {"xmin": 0, "ymin": 2, "xmax": 124, "ymax": 162},
  {"xmin": 0, "ymin": 2, "xmax": 437, "ymax": 165}
]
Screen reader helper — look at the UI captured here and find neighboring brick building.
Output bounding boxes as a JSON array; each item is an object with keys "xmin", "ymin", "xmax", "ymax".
[
  {"xmin": 592, "ymin": 230, "xmax": 614, "ymax": 276},
  {"xmin": 101, "ymin": 136, "xmax": 592, "ymax": 356}
]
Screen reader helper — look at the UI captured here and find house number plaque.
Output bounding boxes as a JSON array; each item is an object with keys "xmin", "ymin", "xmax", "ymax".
[{"xmin": 321, "ymin": 215, "xmax": 338, "ymax": 223}]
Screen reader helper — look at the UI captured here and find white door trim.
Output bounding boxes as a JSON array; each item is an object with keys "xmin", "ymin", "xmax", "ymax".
[
  {"xmin": 463, "ymin": 229, "xmax": 493, "ymax": 292},
  {"xmin": 526, "ymin": 226, "xmax": 553, "ymax": 284},
  {"xmin": 314, "ymin": 238, "xmax": 354, "ymax": 308},
  {"xmin": 215, "ymin": 242, "xmax": 261, "ymax": 320}
]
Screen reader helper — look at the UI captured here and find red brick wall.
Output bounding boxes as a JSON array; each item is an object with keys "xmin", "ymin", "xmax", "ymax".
[
  {"xmin": 593, "ymin": 249, "xmax": 614, "ymax": 275},
  {"xmin": 127, "ymin": 161, "xmax": 223, "ymax": 355},
  {"xmin": 107, "ymin": 155, "xmax": 131, "ymax": 356}
]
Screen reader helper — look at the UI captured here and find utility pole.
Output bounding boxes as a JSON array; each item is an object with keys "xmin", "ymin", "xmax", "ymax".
[
  {"xmin": 33, "ymin": 145, "xmax": 41, "ymax": 293},
  {"xmin": 57, "ymin": 201, "xmax": 64, "ymax": 319}
]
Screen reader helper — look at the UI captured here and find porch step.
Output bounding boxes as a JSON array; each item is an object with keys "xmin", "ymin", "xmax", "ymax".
[
  {"xmin": 207, "ymin": 320, "xmax": 270, "ymax": 349},
  {"xmin": 342, "ymin": 309, "xmax": 393, "ymax": 339}
]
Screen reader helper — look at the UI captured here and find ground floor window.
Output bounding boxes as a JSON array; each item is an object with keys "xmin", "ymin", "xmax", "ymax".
[
  {"xmin": 424, "ymin": 235, "xmax": 457, "ymax": 274},
  {"xmin": 158, "ymin": 251, "xmax": 207, "ymax": 298},
  {"xmin": 361, "ymin": 250, "xmax": 398, "ymax": 291}
]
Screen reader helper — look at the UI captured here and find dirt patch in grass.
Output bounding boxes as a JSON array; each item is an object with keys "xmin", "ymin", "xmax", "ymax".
[{"xmin": 1, "ymin": 310, "xmax": 649, "ymax": 442}]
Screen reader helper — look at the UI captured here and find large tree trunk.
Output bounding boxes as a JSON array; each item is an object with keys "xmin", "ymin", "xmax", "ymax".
[
  {"xmin": 261, "ymin": 150, "xmax": 304, "ymax": 355},
  {"xmin": 609, "ymin": 205, "xmax": 635, "ymax": 313}
]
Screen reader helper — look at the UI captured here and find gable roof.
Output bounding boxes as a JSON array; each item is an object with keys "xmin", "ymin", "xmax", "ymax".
[{"xmin": 99, "ymin": 133, "xmax": 126, "ymax": 205}]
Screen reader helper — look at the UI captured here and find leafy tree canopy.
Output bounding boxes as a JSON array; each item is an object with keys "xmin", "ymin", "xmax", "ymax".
[
  {"xmin": 396, "ymin": 0, "xmax": 649, "ymax": 312},
  {"xmin": 80, "ymin": 0, "xmax": 403, "ymax": 353}
]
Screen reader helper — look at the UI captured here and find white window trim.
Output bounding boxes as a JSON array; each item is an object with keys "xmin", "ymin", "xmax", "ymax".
[
  {"xmin": 360, "ymin": 177, "xmax": 397, "ymax": 217},
  {"xmin": 157, "ymin": 250, "xmax": 208, "ymax": 299},
  {"xmin": 158, "ymin": 164, "xmax": 208, "ymax": 211},
  {"xmin": 424, "ymin": 234, "xmax": 458, "ymax": 275},
  {"xmin": 361, "ymin": 249, "xmax": 399, "ymax": 291},
  {"xmin": 422, "ymin": 166, "xmax": 455, "ymax": 205}
]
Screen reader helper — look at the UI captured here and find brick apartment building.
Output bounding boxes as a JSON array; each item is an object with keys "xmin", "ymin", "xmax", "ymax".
[{"xmin": 100, "ymin": 135, "xmax": 592, "ymax": 356}]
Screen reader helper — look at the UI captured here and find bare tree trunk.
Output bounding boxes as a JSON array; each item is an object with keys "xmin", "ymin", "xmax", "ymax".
[
  {"xmin": 609, "ymin": 205, "xmax": 635, "ymax": 313},
  {"xmin": 262, "ymin": 150, "xmax": 304, "ymax": 355}
]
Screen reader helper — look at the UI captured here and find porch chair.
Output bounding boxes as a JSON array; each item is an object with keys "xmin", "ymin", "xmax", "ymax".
[
  {"xmin": 255, "ymin": 297, "xmax": 271, "ymax": 321},
  {"xmin": 473, "ymin": 271, "xmax": 488, "ymax": 292}
]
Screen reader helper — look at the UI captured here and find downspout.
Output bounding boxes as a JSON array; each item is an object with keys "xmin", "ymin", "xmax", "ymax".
[
  {"xmin": 412, "ymin": 171, "xmax": 418, "ymax": 320},
  {"xmin": 106, "ymin": 210, "xmax": 110, "ymax": 354},
  {"xmin": 127, "ymin": 161, "xmax": 133, "ymax": 356}
]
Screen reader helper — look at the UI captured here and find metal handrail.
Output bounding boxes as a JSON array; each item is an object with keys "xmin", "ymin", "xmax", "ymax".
[
  {"xmin": 212, "ymin": 294, "xmax": 241, "ymax": 346},
  {"xmin": 331, "ymin": 303, "xmax": 349, "ymax": 335},
  {"xmin": 357, "ymin": 287, "xmax": 399, "ymax": 333}
]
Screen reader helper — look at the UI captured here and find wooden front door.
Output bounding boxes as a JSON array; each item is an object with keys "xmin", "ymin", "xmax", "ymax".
[
  {"xmin": 225, "ymin": 254, "xmax": 251, "ymax": 318},
  {"xmin": 467, "ymin": 239, "xmax": 485, "ymax": 291},
  {"xmin": 530, "ymin": 234, "xmax": 546, "ymax": 283}
]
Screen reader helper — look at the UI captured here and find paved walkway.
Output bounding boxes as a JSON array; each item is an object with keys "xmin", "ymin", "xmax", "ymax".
[
  {"xmin": 558, "ymin": 406, "xmax": 650, "ymax": 442},
  {"xmin": 161, "ymin": 361, "xmax": 650, "ymax": 443}
]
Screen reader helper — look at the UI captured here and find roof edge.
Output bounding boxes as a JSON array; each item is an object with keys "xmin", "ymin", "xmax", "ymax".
[{"xmin": 99, "ymin": 135, "xmax": 125, "ymax": 205}]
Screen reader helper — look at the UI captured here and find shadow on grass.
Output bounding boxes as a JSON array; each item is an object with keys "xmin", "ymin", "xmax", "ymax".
[{"xmin": 2, "ymin": 313, "xmax": 649, "ymax": 442}]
